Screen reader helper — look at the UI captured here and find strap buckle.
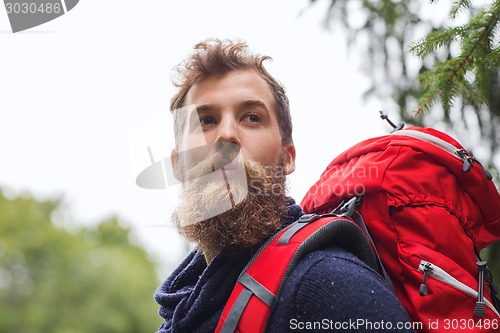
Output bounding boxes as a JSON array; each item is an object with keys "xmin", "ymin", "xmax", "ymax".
[{"xmin": 332, "ymin": 196, "xmax": 362, "ymax": 218}]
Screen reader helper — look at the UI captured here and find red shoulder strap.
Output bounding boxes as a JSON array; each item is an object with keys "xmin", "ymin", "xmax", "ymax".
[{"xmin": 215, "ymin": 214, "xmax": 378, "ymax": 333}]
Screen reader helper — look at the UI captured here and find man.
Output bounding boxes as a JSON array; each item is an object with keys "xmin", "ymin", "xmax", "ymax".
[{"xmin": 154, "ymin": 39, "xmax": 414, "ymax": 332}]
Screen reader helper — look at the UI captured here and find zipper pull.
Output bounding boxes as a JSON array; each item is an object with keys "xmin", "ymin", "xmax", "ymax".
[
  {"xmin": 420, "ymin": 262, "xmax": 433, "ymax": 296},
  {"xmin": 456, "ymin": 149, "xmax": 474, "ymax": 172},
  {"xmin": 456, "ymin": 149, "xmax": 493, "ymax": 180},
  {"xmin": 474, "ymin": 261, "xmax": 488, "ymax": 316}
]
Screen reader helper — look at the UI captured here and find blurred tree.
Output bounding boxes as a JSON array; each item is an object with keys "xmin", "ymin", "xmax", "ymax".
[
  {"xmin": 0, "ymin": 190, "xmax": 162, "ymax": 333},
  {"xmin": 308, "ymin": 0, "xmax": 500, "ymax": 294}
]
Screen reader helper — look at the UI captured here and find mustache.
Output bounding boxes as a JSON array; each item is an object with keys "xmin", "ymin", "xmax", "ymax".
[{"xmin": 179, "ymin": 149, "xmax": 245, "ymax": 182}]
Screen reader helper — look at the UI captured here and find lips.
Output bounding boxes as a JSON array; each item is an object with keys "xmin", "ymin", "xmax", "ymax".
[
  {"xmin": 219, "ymin": 166, "xmax": 244, "ymax": 179},
  {"xmin": 5, "ymin": 0, "xmax": 80, "ymax": 33},
  {"xmin": 212, "ymin": 158, "xmax": 236, "ymax": 172}
]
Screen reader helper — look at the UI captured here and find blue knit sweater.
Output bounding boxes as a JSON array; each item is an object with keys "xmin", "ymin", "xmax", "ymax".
[{"xmin": 154, "ymin": 200, "xmax": 414, "ymax": 332}]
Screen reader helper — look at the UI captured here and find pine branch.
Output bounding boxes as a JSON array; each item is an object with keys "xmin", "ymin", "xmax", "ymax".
[
  {"xmin": 415, "ymin": 58, "xmax": 467, "ymax": 114},
  {"xmin": 457, "ymin": 75, "xmax": 480, "ymax": 105},
  {"xmin": 410, "ymin": 28, "xmax": 461, "ymax": 57},
  {"xmin": 414, "ymin": 84, "xmax": 444, "ymax": 114},
  {"xmin": 485, "ymin": 48, "xmax": 500, "ymax": 66},
  {"xmin": 414, "ymin": 3, "xmax": 499, "ymax": 115},
  {"xmin": 450, "ymin": 0, "xmax": 471, "ymax": 19},
  {"xmin": 475, "ymin": 63, "xmax": 492, "ymax": 104},
  {"xmin": 441, "ymin": 84, "xmax": 454, "ymax": 113}
]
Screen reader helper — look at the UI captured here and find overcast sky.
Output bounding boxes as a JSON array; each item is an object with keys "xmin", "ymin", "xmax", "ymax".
[{"xmin": 1, "ymin": 0, "xmax": 394, "ymax": 275}]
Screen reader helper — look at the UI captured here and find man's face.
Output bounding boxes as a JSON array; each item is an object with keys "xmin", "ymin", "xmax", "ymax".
[
  {"xmin": 170, "ymin": 69, "xmax": 296, "ymax": 260},
  {"xmin": 172, "ymin": 69, "xmax": 295, "ymax": 177}
]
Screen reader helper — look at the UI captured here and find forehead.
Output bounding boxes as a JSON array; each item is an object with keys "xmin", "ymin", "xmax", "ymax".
[{"xmin": 184, "ymin": 70, "xmax": 276, "ymax": 109}]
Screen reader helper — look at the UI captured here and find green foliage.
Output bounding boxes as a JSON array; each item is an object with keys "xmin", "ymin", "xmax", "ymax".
[
  {"xmin": 486, "ymin": 48, "xmax": 500, "ymax": 66},
  {"xmin": 410, "ymin": 28, "xmax": 463, "ymax": 58},
  {"xmin": 410, "ymin": 1, "xmax": 500, "ymax": 114},
  {"xmin": 0, "ymin": 190, "xmax": 162, "ymax": 333},
  {"xmin": 450, "ymin": 0, "xmax": 472, "ymax": 19}
]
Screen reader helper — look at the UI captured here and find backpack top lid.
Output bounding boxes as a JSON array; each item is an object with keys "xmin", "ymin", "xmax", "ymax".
[{"xmin": 301, "ymin": 126, "xmax": 500, "ymax": 250}]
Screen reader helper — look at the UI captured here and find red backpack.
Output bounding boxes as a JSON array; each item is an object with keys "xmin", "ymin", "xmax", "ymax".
[
  {"xmin": 300, "ymin": 122, "xmax": 500, "ymax": 331},
  {"xmin": 217, "ymin": 120, "xmax": 500, "ymax": 332}
]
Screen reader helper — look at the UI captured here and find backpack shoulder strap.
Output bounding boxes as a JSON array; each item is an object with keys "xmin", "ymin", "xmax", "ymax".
[{"xmin": 215, "ymin": 214, "xmax": 379, "ymax": 333}]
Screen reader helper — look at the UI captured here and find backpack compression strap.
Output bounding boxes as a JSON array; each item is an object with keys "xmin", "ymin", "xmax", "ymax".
[{"xmin": 215, "ymin": 214, "xmax": 379, "ymax": 333}]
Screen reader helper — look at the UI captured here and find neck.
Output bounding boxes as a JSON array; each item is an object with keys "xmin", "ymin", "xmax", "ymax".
[{"xmin": 202, "ymin": 247, "xmax": 218, "ymax": 264}]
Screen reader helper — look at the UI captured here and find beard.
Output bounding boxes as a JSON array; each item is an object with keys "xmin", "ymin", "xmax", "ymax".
[{"xmin": 173, "ymin": 152, "xmax": 288, "ymax": 260}]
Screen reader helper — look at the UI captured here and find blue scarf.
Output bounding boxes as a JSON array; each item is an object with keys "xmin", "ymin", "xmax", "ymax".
[{"xmin": 154, "ymin": 198, "xmax": 303, "ymax": 333}]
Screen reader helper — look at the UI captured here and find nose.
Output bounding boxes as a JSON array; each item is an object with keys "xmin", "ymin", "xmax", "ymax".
[
  {"xmin": 215, "ymin": 117, "xmax": 241, "ymax": 147},
  {"xmin": 211, "ymin": 117, "xmax": 240, "ymax": 169},
  {"xmin": 211, "ymin": 141, "xmax": 240, "ymax": 171}
]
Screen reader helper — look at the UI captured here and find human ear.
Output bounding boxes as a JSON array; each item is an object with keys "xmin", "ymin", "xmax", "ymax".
[{"xmin": 283, "ymin": 144, "xmax": 296, "ymax": 175}]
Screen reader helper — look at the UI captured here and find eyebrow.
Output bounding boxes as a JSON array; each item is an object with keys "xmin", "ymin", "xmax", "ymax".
[
  {"xmin": 195, "ymin": 104, "xmax": 216, "ymax": 113},
  {"xmin": 239, "ymin": 99, "xmax": 271, "ymax": 113},
  {"xmin": 195, "ymin": 99, "xmax": 271, "ymax": 114}
]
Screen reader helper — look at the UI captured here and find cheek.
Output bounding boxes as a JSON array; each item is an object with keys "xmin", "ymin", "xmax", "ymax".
[
  {"xmin": 244, "ymin": 139, "xmax": 283, "ymax": 167},
  {"xmin": 179, "ymin": 136, "xmax": 211, "ymax": 168}
]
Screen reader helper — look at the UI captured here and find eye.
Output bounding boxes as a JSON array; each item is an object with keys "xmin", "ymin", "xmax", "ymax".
[
  {"xmin": 242, "ymin": 113, "xmax": 261, "ymax": 123},
  {"xmin": 199, "ymin": 116, "xmax": 217, "ymax": 126}
]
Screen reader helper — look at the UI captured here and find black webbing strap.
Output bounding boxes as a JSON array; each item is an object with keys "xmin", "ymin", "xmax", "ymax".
[
  {"xmin": 220, "ymin": 288, "xmax": 253, "ymax": 333},
  {"xmin": 333, "ymin": 196, "xmax": 394, "ymax": 289},
  {"xmin": 220, "ymin": 212, "xmax": 382, "ymax": 333},
  {"xmin": 220, "ymin": 273, "xmax": 276, "ymax": 333},
  {"xmin": 350, "ymin": 210, "xmax": 394, "ymax": 290},
  {"xmin": 475, "ymin": 251, "xmax": 500, "ymax": 314},
  {"xmin": 277, "ymin": 214, "xmax": 320, "ymax": 245},
  {"xmin": 239, "ymin": 273, "xmax": 275, "ymax": 307}
]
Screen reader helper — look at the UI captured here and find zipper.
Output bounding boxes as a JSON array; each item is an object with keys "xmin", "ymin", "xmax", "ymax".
[
  {"xmin": 391, "ymin": 130, "xmax": 493, "ymax": 180},
  {"xmin": 418, "ymin": 260, "xmax": 500, "ymax": 318}
]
